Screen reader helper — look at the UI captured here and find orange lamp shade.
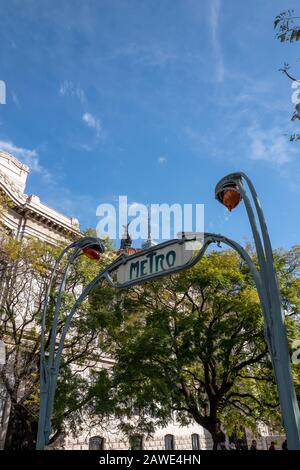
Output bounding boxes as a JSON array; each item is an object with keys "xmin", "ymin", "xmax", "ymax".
[
  {"xmin": 222, "ymin": 189, "xmax": 241, "ymax": 211},
  {"xmin": 82, "ymin": 247, "xmax": 101, "ymax": 261}
]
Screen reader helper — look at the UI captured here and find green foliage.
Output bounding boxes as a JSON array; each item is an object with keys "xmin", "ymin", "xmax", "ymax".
[
  {"xmin": 1, "ymin": 223, "xmax": 299, "ymax": 447},
  {"xmin": 274, "ymin": 10, "xmax": 300, "ymax": 142},
  {"xmin": 0, "ymin": 192, "xmax": 13, "ymax": 226},
  {"xmin": 290, "ymin": 133, "xmax": 300, "ymax": 142},
  {"xmin": 0, "ymin": 228, "xmax": 117, "ymax": 447},
  {"xmin": 274, "ymin": 10, "xmax": 300, "ymax": 43},
  {"xmin": 88, "ymin": 247, "xmax": 300, "ymax": 444}
]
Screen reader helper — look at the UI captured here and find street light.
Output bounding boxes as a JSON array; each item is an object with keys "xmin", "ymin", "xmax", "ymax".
[
  {"xmin": 215, "ymin": 172, "xmax": 300, "ymax": 450},
  {"xmin": 36, "ymin": 236, "xmax": 105, "ymax": 450},
  {"xmin": 216, "ymin": 183, "xmax": 241, "ymax": 212},
  {"xmin": 82, "ymin": 243, "xmax": 104, "ymax": 260}
]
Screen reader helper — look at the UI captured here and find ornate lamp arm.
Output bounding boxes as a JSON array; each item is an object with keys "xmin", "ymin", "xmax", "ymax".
[
  {"xmin": 215, "ymin": 172, "xmax": 300, "ymax": 449},
  {"xmin": 37, "ymin": 236, "xmax": 104, "ymax": 450}
]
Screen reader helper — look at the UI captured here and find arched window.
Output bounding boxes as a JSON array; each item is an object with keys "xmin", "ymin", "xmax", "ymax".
[
  {"xmin": 164, "ymin": 434, "xmax": 175, "ymax": 450},
  {"xmin": 88, "ymin": 436, "xmax": 104, "ymax": 450},
  {"xmin": 129, "ymin": 434, "xmax": 143, "ymax": 450},
  {"xmin": 191, "ymin": 433, "xmax": 200, "ymax": 450}
]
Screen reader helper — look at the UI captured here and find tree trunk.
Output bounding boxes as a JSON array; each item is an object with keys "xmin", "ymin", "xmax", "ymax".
[
  {"xmin": 4, "ymin": 402, "xmax": 37, "ymax": 450},
  {"xmin": 210, "ymin": 427, "xmax": 226, "ymax": 450},
  {"xmin": 211, "ymin": 432, "xmax": 219, "ymax": 450},
  {"xmin": 192, "ymin": 410, "xmax": 223, "ymax": 450}
]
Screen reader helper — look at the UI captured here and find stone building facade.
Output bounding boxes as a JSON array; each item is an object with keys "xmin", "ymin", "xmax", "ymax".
[{"xmin": 0, "ymin": 150, "xmax": 80, "ymax": 244}]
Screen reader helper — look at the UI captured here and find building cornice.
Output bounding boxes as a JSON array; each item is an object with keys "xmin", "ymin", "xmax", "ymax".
[
  {"xmin": 0, "ymin": 168, "xmax": 81, "ymax": 239},
  {"xmin": 0, "ymin": 150, "xmax": 29, "ymax": 173}
]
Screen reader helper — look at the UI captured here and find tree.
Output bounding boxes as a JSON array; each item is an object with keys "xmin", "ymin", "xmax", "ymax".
[
  {"xmin": 1, "ymin": 182, "xmax": 298, "ymax": 450},
  {"xmin": 0, "ymin": 226, "xmax": 114, "ymax": 449},
  {"xmin": 274, "ymin": 10, "xmax": 300, "ymax": 44},
  {"xmin": 274, "ymin": 10, "xmax": 300, "ymax": 141},
  {"xmin": 89, "ymin": 247, "xmax": 300, "ymax": 449}
]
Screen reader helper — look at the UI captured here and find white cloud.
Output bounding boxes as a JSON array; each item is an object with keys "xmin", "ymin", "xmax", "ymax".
[
  {"xmin": 113, "ymin": 43, "xmax": 204, "ymax": 68},
  {"xmin": 60, "ymin": 82, "xmax": 103, "ymax": 142},
  {"xmin": 0, "ymin": 140, "xmax": 98, "ymax": 223},
  {"xmin": 247, "ymin": 127, "xmax": 294, "ymax": 166},
  {"xmin": 0, "ymin": 140, "xmax": 39, "ymax": 169},
  {"xmin": 82, "ymin": 112, "xmax": 102, "ymax": 138},
  {"xmin": 59, "ymin": 80, "xmax": 86, "ymax": 104},
  {"xmin": 11, "ymin": 91, "xmax": 20, "ymax": 107},
  {"xmin": 210, "ymin": 0, "xmax": 224, "ymax": 82},
  {"xmin": 158, "ymin": 156, "xmax": 167, "ymax": 165},
  {"xmin": 115, "ymin": 43, "xmax": 178, "ymax": 67},
  {"xmin": 0, "ymin": 140, "xmax": 52, "ymax": 181},
  {"xmin": 79, "ymin": 143, "xmax": 93, "ymax": 152}
]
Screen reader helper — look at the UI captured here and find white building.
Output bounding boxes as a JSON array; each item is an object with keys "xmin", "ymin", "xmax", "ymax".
[{"xmin": 0, "ymin": 150, "xmax": 80, "ymax": 244}]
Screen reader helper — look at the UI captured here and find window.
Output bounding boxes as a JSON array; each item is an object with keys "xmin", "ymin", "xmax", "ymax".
[
  {"xmin": 88, "ymin": 436, "xmax": 104, "ymax": 450},
  {"xmin": 164, "ymin": 434, "xmax": 175, "ymax": 450},
  {"xmin": 129, "ymin": 434, "xmax": 143, "ymax": 450},
  {"xmin": 191, "ymin": 433, "xmax": 200, "ymax": 450}
]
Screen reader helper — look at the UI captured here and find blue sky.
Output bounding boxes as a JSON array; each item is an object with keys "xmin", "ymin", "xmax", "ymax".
[{"xmin": 0, "ymin": 0, "xmax": 300, "ymax": 249}]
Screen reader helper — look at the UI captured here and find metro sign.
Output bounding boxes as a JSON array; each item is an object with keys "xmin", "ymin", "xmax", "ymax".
[{"xmin": 116, "ymin": 236, "xmax": 201, "ymax": 286}]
